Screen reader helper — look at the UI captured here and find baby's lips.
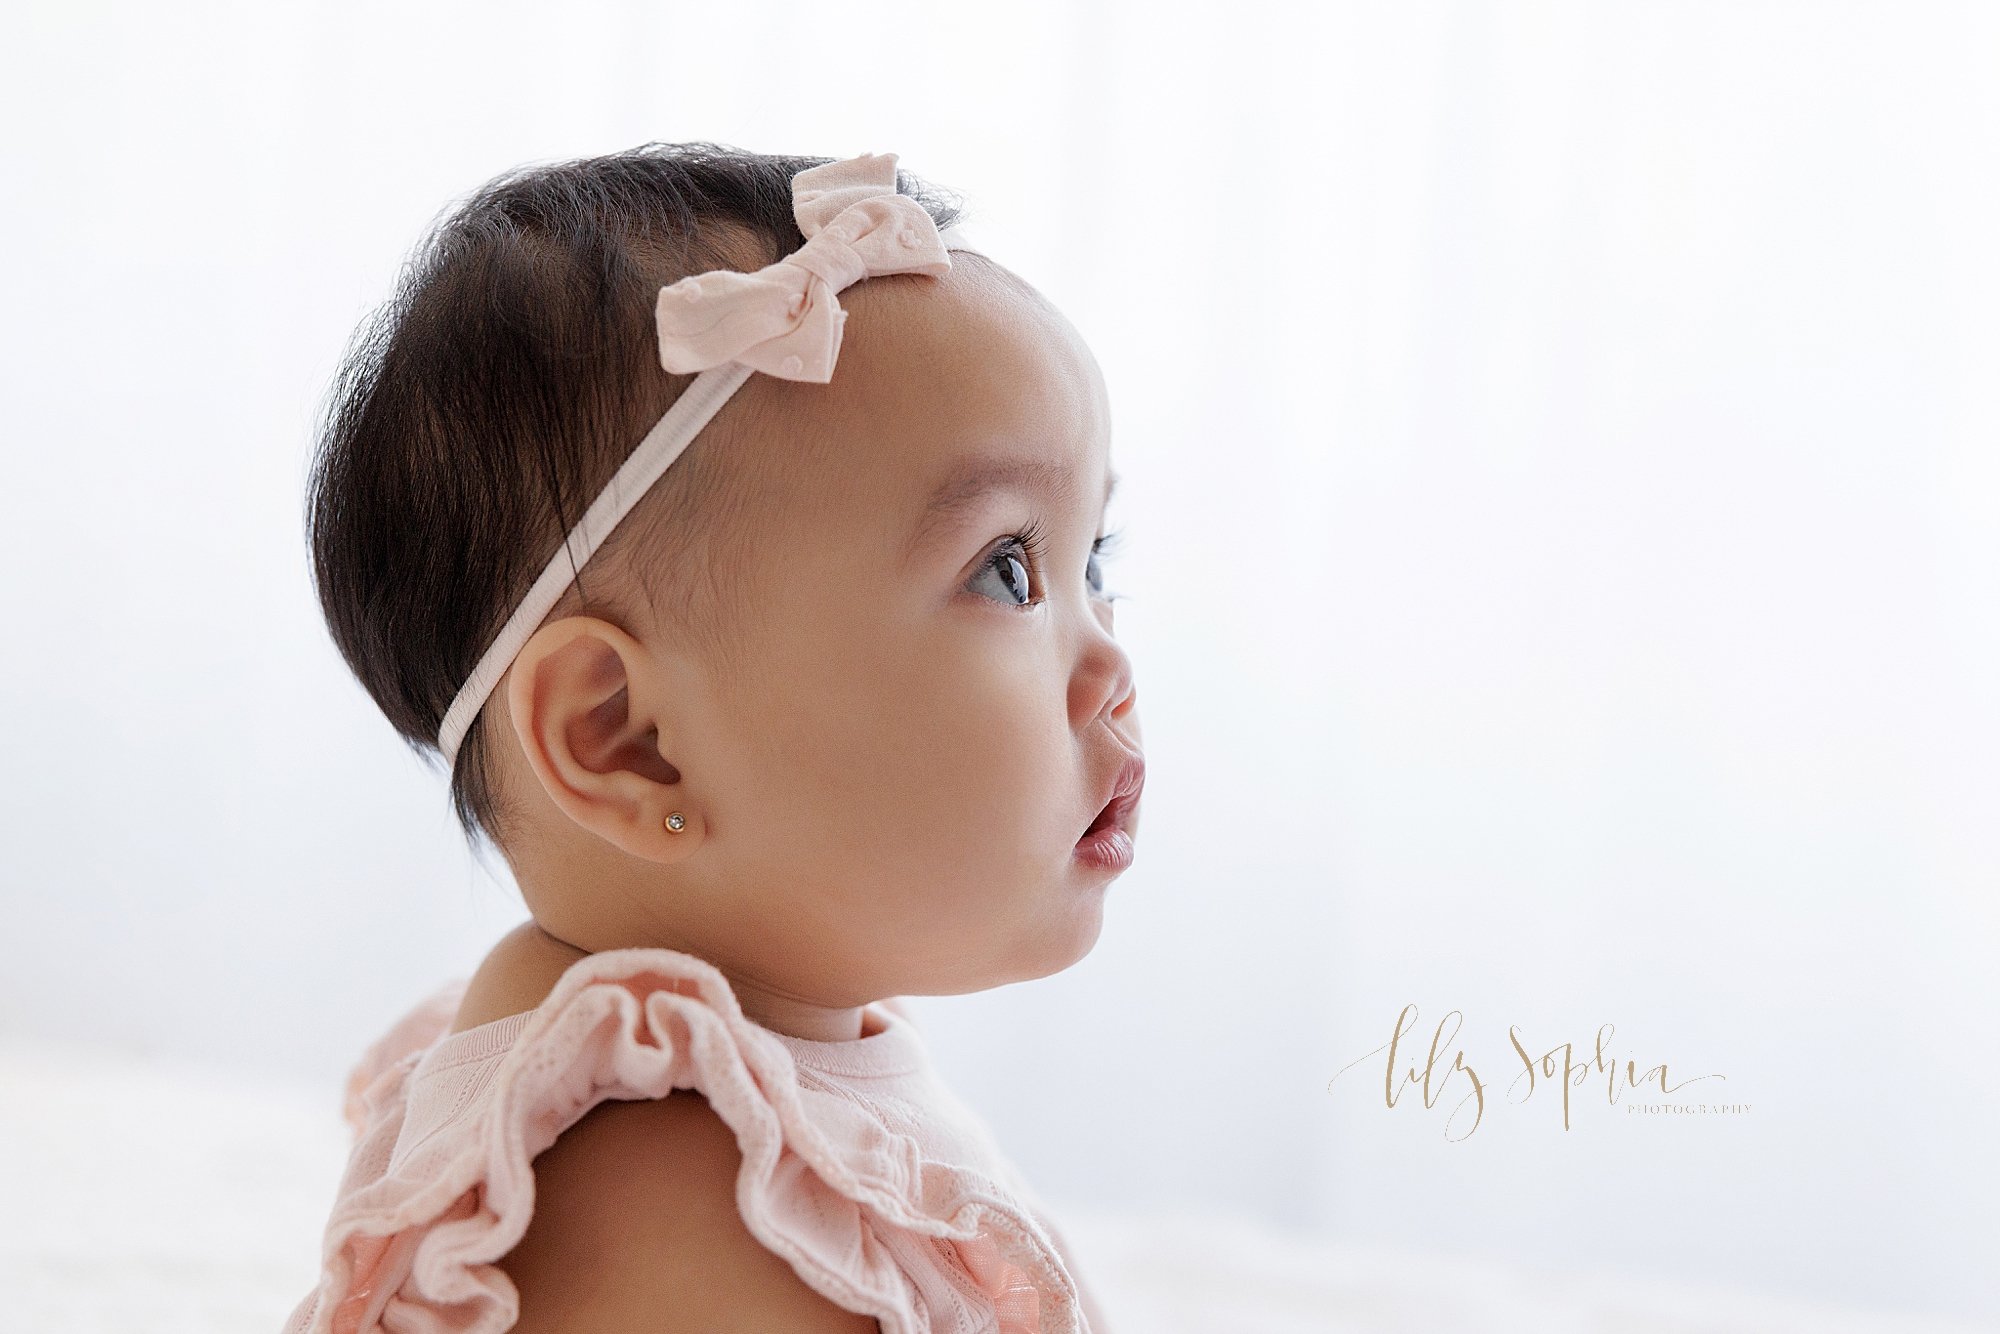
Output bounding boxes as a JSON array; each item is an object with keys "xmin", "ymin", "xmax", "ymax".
[{"xmin": 1086, "ymin": 753, "xmax": 1146, "ymax": 839}]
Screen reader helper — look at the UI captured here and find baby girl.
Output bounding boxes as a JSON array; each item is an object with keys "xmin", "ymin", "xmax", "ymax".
[{"xmin": 282, "ymin": 142, "xmax": 1141, "ymax": 1333}]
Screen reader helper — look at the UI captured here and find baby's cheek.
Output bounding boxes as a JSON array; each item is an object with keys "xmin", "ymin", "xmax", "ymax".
[{"xmin": 837, "ymin": 618, "xmax": 1070, "ymax": 815}]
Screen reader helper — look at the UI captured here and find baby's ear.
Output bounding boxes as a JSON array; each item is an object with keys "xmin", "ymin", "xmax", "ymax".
[{"xmin": 503, "ymin": 615, "xmax": 692, "ymax": 862}]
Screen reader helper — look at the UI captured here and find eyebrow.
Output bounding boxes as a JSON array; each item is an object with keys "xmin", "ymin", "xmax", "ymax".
[{"xmin": 906, "ymin": 456, "xmax": 1120, "ymax": 563}]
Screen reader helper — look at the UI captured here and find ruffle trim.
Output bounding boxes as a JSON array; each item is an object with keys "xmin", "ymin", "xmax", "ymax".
[{"xmin": 283, "ymin": 946, "xmax": 1085, "ymax": 1334}]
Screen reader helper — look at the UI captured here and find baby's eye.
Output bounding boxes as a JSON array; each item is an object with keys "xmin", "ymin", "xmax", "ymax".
[
  {"xmin": 969, "ymin": 540, "xmax": 1035, "ymax": 607},
  {"xmin": 966, "ymin": 526, "xmax": 1126, "ymax": 609},
  {"xmin": 1085, "ymin": 531, "xmax": 1122, "ymax": 599},
  {"xmin": 964, "ymin": 536, "xmax": 1032, "ymax": 612}
]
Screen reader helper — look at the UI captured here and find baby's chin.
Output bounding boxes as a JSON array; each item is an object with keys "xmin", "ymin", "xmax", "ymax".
[
  {"xmin": 889, "ymin": 878, "xmax": 1108, "ymax": 994},
  {"xmin": 1007, "ymin": 877, "xmax": 1114, "ymax": 983}
]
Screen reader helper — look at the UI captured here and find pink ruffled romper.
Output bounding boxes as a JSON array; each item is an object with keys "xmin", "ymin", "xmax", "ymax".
[{"xmin": 279, "ymin": 946, "xmax": 1104, "ymax": 1334}]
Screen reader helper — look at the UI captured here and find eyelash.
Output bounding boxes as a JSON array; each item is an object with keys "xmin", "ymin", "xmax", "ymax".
[{"xmin": 990, "ymin": 517, "xmax": 1126, "ymax": 607}]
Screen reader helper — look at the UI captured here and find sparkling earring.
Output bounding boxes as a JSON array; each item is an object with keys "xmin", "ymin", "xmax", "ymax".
[{"xmin": 664, "ymin": 812, "xmax": 686, "ymax": 834}]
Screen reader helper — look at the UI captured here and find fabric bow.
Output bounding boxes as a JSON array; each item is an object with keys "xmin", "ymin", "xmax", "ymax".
[
  {"xmin": 950, "ymin": 1226, "xmax": 1043, "ymax": 1334},
  {"xmin": 654, "ymin": 150, "xmax": 955, "ymax": 383}
]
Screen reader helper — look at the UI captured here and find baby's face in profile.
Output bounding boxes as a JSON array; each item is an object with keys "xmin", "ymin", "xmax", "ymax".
[
  {"xmin": 502, "ymin": 253, "xmax": 1141, "ymax": 1010},
  {"xmin": 687, "ymin": 257, "xmax": 1142, "ymax": 996}
]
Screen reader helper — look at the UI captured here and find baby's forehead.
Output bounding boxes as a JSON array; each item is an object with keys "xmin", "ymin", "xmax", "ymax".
[{"xmin": 793, "ymin": 258, "xmax": 1111, "ymax": 506}]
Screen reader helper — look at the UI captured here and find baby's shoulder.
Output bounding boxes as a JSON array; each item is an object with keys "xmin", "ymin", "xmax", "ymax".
[
  {"xmin": 500, "ymin": 1083, "xmax": 881, "ymax": 1332},
  {"xmin": 456, "ymin": 923, "xmax": 883, "ymax": 1329},
  {"xmin": 447, "ymin": 920, "xmax": 587, "ymax": 1035}
]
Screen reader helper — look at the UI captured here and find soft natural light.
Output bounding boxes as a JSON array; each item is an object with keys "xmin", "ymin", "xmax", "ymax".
[{"xmin": 3, "ymin": 2, "xmax": 1994, "ymax": 1331}]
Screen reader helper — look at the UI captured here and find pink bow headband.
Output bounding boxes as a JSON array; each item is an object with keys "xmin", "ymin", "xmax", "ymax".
[{"xmin": 437, "ymin": 150, "xmax": 982, "ymax": 769}]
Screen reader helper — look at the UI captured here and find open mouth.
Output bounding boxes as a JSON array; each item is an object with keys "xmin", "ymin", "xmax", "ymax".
[
  {"xmin": 1074, "ymin": 783, "xmax": 1141, "ymax": 871},
  {"xmin": 1078, "ymin": 760, "xmax": 1144, "ymax": 845},
  {"xmin": 1082, "ymin": 799, "xmax": 1122, "ymax": 840}
]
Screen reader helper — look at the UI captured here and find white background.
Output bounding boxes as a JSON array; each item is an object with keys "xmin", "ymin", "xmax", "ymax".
[{"xmin": 3, "ymin": 1, "xmax": 1995, "ymax": 1327}]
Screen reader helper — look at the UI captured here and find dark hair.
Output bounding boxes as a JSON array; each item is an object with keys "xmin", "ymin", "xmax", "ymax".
[{"xmin": 304, "ymin": 141, "xmax": 968, "ymax": 864}]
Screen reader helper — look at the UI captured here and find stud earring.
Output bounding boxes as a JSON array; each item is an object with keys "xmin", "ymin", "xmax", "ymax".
[{"xmin": 664, "ymin": 811, "xmax": 686, "ymax": 834}]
